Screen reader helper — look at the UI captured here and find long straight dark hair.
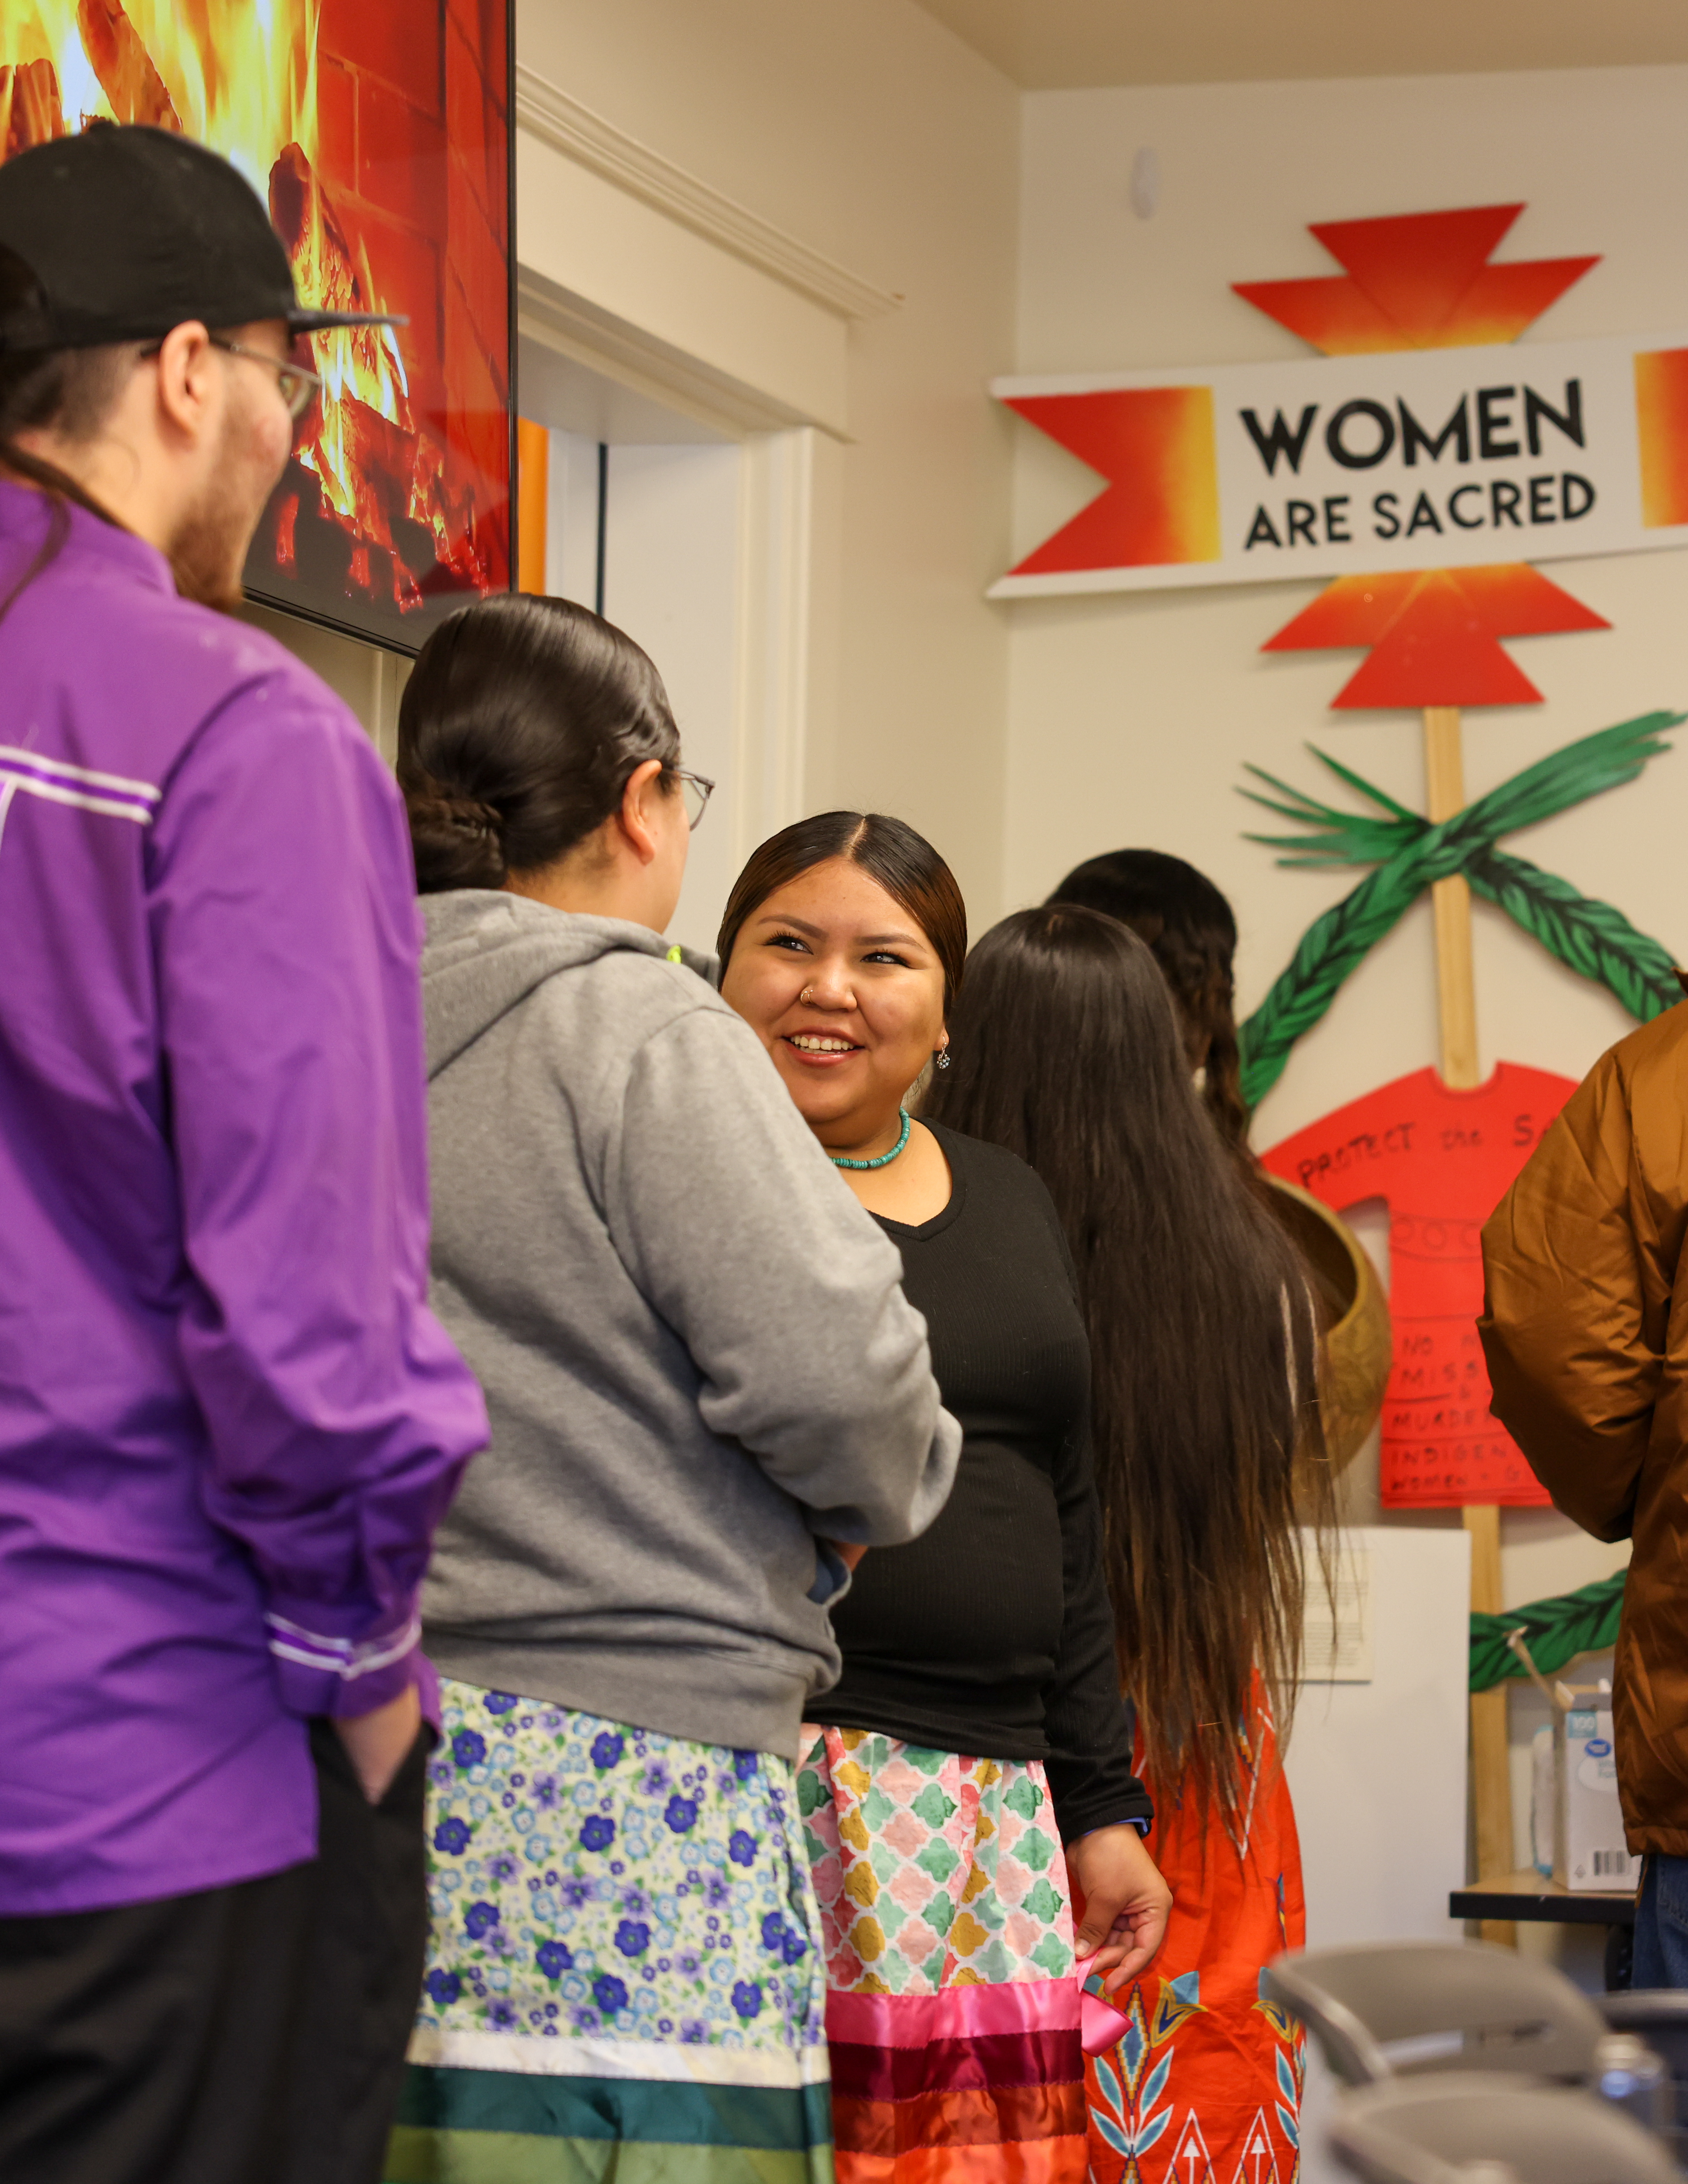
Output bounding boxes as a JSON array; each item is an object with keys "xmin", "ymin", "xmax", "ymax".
[{"xmin": 924, "ymin": 903, "xmax": 1328, "ymax": 1812}]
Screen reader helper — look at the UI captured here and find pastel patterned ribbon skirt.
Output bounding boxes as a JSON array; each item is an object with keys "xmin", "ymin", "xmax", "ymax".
[
  {"xmin": 798, "ymin": 1727, "xmax": 1087, "ymax": 2184},
  {"xmin": 385, "ymin": 1682, "xmax": 834, "ymax": 2184}
]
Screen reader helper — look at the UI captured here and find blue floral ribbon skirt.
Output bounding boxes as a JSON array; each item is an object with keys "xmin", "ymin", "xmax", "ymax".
[{"xmin": 384, "ymin": 1678, "xmax": 833, "ymax": 2184}]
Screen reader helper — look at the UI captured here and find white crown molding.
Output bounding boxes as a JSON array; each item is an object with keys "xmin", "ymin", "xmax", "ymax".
[
  {"xmin": 517, "ymin": 272, "xmax": 820, "ymax": 439},
  {"xmin": 514, "ymin": 67, "xmax": 902, "ymax": 325}
]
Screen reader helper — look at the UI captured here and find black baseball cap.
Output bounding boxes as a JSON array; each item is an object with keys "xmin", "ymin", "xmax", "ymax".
[{"xmin": 0, "ymin": 123, "xmax": 404, "ymax": 353}]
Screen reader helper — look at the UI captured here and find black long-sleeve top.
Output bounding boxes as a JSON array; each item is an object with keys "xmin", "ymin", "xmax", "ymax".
[{"xmin": 811, "ymin": 1121, "xmax": 1152, "ymax": 1845}]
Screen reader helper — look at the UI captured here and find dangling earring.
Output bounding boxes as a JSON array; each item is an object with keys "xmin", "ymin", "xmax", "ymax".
[{"xmin": 934, "ymin": 1046, "xmax": 952, "ymax": 1070}]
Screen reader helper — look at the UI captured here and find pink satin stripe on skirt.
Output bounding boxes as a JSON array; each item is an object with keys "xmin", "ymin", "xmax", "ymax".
[{"xmin": 800, "ymin": 1730, "xmax": 1086, "ymax": 2184}]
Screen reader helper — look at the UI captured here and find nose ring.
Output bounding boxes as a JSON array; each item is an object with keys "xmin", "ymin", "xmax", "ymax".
[{"xmin": 800, "ymin": 986, "xmax": 816, "ymax": 1004}]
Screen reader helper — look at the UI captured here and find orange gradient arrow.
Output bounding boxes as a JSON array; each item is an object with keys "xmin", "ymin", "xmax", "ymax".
[{"xmin": 1001, "ymin": 385, "xmax": 1221, "ymax": 576}]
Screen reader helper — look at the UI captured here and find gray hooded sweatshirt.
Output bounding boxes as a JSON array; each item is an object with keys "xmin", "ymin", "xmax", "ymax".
[{"xmin": 416, "ymin": 890, "xmax": 961, "ymax": 1759}]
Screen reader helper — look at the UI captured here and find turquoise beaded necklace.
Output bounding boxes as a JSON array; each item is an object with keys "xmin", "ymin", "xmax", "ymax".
[{"xmin": 831, "ymin": 1108, "xmax": 911, "ymax": 1170}]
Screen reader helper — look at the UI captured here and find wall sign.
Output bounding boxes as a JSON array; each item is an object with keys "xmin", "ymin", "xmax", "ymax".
[
  {"xmin": 991, "ymin": 330, "xmax": 1688, "ymax": 597},
  {"xmin": 991, "ymin": 204, "xmax": 1688, "ymax": 614}
]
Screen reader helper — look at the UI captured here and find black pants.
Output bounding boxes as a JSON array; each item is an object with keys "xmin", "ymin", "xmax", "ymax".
[{"xmin": 0, "ymin": 1718, "xmax": 428, "ymax": 2184}]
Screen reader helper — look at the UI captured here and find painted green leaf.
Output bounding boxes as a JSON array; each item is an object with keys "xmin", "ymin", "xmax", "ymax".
[{"xmin": 1237, "ymin": 710, "xmax": 1686, "ymax": 1110}]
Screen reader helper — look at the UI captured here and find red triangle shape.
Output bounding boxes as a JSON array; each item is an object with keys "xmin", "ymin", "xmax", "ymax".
[
  {"xmin": 1234, "ymin": 204, "xmax": 1598, "ymax": 355},
  {"xmin": 1264, "ymin": 564, "xmax": 1609, "ymax": 709}
]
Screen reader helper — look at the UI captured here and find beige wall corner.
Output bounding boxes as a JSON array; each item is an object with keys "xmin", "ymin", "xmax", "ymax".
[{"xmin": 517, "ymin": 0, "xmax": 1021, "ymax": 928}]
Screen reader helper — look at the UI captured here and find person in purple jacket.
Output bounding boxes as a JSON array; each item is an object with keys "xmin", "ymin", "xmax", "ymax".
[{"xmin": 0, "ymin": 128, "xmax": 488, "ymax": 2184}]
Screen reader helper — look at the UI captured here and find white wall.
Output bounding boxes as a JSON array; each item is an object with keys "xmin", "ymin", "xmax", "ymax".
[
  {"xmin": 515, "ymin": 0, "xmax": 1022, "ymax": 924},
  {"xmin": 241, "ymin": 604, "xmax": 409, "ymax": 763},
  {"xmin": 601, "ymin": 443, "xmax": 745, "ymax": 954},
  {"xmin": 542, "ymin": 428, "xmax": 603, "ymax": 611},
  {"xmin": 1006, "ymin": 63, "xmax": 1685, "ymax": 1532},
  {"xmin": 1289, "ymin": 1528, "xmax": 1471, "ymax": 1948}
]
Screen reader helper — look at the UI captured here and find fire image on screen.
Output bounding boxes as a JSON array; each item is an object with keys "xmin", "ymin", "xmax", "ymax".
[{"xmin": 0, "ymin": 0, "xmax": 513, "ymax": 650}]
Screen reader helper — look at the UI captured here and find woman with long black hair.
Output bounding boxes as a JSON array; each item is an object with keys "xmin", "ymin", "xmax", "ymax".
[{"xmin": 923, "ymin": 903, "xmax": 1328, "ymax": 2184}]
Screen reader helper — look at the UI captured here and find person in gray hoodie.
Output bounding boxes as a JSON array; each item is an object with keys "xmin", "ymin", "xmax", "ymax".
[{"xmin": 385, "ymin": 592, "xmax": 960, "ymax": 2184}]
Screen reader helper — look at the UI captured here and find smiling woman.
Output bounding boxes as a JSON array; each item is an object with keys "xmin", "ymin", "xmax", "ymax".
[
  {"xmin": 719, "ymin": 813, "xmax": 1171, "ymax": 2184},
  {"xmin": 718, "ymin": 811, "xmax": 964, "ymax": 1219}
]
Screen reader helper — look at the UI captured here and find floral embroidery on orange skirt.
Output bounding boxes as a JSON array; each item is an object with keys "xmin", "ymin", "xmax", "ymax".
[{"xmin": 1084, "ymin": 1683, "xmax": 1305, "ymax": 2184}]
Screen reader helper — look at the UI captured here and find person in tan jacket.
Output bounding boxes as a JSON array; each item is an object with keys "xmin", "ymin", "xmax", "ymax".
[{"xmin": 1478, "ymin": 1001, "xmax": 1688, "ymax": 1985}]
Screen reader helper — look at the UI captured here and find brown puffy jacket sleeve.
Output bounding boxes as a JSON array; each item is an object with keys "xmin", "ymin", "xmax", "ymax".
[{"xmin": 1478, "ymin": 1008, "xmax": 1688, "ymax": 1543}]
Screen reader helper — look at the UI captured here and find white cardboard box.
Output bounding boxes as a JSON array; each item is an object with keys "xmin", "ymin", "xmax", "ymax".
[{"xmin": 1553, "ymin": 1689, "xmax": 1641, "ymax": 1892}]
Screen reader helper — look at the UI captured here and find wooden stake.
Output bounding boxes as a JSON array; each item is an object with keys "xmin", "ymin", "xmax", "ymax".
[
  {"xmin": 1465, "ymin": 1508, "xmax": 1516, "ymax": 1946},
  {"xmin": 1422, "ymin": 707, "xmax": 1480, "ymax": 1088},
  {"xmin": 1423, "ymin": 704, "xmax": 1515, "ymax": 1946}
]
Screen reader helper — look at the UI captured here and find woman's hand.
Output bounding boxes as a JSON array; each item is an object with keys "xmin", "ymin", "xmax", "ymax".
[{"xmin": 1066, "ymin": 1824, "xmax": 1173, "ymax": 1994}]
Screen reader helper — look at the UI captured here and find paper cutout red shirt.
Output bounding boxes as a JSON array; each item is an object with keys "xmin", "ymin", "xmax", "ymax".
[{"xmin": 1260, "ymin": 1063, "xmax": 1574, "ymax": 1507}]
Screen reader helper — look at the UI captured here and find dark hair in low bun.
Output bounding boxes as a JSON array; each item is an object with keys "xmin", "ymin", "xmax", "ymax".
[{"xmin": 397, "ymin": 592, "xmax": 682, "ymax": 894}]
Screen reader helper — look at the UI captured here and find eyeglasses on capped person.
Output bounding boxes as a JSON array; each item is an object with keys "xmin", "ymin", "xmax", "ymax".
[
  {"xmin": 671, "ymin": 767, "xmax": 715, "ymax": 830},
  {"xmin": 208, "ymin": 337, "xmax": 323, "ymax": 421},
  {"xmin": 137, "ymin": 332, "xmax": 324, "ymax": 422}
]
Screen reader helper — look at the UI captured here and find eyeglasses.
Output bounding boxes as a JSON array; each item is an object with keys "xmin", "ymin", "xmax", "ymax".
[
  {"xmin": 671, "ymin": 767, "xmax": 715, "ymax": 830},
  {"xmin": 208, "ymin": 337, "xmax": 323, "ymax": 421}
]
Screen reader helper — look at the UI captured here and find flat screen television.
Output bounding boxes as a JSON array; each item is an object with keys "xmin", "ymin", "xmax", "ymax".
[{"xmin": 0, "ymin": 0, "xmax": 514, "ymax": 652}]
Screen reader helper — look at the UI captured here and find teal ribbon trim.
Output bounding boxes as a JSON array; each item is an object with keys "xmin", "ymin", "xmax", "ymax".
[{"xmin": 396, "ymin": 2063, "xmax": 831, "ymax": 2148}]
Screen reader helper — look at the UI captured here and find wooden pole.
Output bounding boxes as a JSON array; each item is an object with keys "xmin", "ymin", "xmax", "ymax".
[
  {"xmin": 1423, "ymin": 704, "xmax": 1516, "ymax": 1946},
  {"xmin": 1465, "ymin": 1506, "xmax": 1516, "ymax": 1948},
  {"xmin": 1422, "ymin": 708, "xmax": 1480, "ymax": 1087}
]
